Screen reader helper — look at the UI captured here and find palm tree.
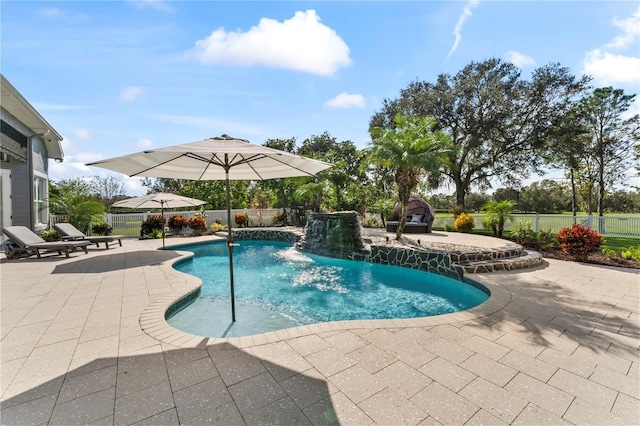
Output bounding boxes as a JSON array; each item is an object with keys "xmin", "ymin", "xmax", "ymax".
[
  {"xmin": 369, "ymin": 115, "xmax": 454, "ymax": 240},
  {"xmin": 482, "ymin": 200, "xmax": 516, "ymax": 237}
]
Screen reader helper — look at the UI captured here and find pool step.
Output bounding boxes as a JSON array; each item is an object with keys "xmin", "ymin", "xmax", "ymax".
[
  {"xmin": 457, "ymin": 250, "xmax": 544, "ymax": 274},
  {"xmin": 404, "ymin": 237, "xmax": 544, "ymax": 273}
]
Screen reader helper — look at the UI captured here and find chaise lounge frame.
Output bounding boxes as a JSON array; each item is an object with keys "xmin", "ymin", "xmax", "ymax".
[
  {"xmin": 2, "ymin": 226, "xmax": 90, "ymax": 259},
  {"xmin": 54, "ymin": 223, "xmax": 125, "ymax": 249}
]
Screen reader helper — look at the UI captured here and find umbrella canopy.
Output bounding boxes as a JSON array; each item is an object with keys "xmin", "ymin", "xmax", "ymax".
[
  {"xmin": 394, "ymin": 195, "xmax": 434, "ymax": 218},
  {"xmin": 112, "ymin": 193, "xmax": 206, "ymax": 249},
  {"xmin": 112, "ymin": 192, "xmax": 207, "ymax": 210},
  {"xmin": 88, "ymin": 134, "xmax": 332, "ymax": 321},
  {"xmin": 87, "ymin": 134, "xmax": 331, "ymax": 180}
]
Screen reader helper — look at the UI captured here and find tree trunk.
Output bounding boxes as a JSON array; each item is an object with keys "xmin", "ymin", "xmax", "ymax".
[
  {"xmin": 455, "ymin": 180, "xmax": 465, "ymax": 210},
  {"xmin": 335, "ymin": 187, "xmax": 342, "ymax": 211},
  {"xmin": 597, "ymin": 164, "xmax": 605, "ymax": 217},
  {"xmin": 570, "ymin": 169, "xmax": 577, "ymax": 219},
  {"xmin": 597, "ymin": 162, "xmax": 606, "ymax": 233},
  {"xmin": 396, "ymin": 201, "xmax": 408, "ymax": 241}
]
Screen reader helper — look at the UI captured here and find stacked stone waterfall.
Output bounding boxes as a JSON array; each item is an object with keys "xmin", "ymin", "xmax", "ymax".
[{"xmin": 298, "ymin": 211, "xmax": 366, "ymax": 258}]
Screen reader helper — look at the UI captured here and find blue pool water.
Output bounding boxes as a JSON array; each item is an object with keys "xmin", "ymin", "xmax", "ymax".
[{"xmin": 168, "ymin": 240, "xmax": 488, "ymax": 338}]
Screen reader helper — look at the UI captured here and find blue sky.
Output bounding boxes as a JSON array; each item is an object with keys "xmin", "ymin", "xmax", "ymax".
[{"xmin": 2, "ymin": 1, "xmax": 639, "ymax": 195}]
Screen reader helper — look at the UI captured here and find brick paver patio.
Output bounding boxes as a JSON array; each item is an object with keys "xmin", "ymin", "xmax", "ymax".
[{"xmin": 1, "ymin": 232, "xmax": 638, "ymax": 425}]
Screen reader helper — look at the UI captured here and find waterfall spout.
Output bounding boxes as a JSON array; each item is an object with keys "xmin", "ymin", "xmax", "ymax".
[{"xmin": 298, "ymin": 211, "xmax": 366, "ymax": 258}]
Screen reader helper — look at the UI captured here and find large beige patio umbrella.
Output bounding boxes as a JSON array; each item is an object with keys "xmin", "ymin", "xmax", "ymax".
[
  {"xmin": 87, "ymin": 134, "xmax": 332, "ymax": 321},
  {"xmin": 111, "ymin": 192, "xmax": 207, "ymax": 249}
]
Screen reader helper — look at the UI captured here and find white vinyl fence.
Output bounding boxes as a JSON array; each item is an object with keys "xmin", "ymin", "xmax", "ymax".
[{"xmin": 432, "ymin": 214, "xmax": 640, "ymax": 238}]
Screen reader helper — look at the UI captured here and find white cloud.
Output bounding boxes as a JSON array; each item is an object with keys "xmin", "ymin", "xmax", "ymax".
[
  {"xmin": 121, "ymin": 86, "xmax": 143, "ymax": 102},
  {"xmin": 446, "ymin": 0, "xmax": 480, "ymax": 60},
  {"xmin": 74, "ymin": 129, "xmax": 91, "ymax": 140},
  {"xmin": 605, "ymin": 7, "xmax": 640, "ymax": 49},
  {"xmin": 583, "ymin": 49, "xmax": 640, "ymax": 86},
  {"xmin": 504, "ymin": 50, "xmax": 535, "ymax": 68},
  {"xmin": 187, "ymin": 10, "xmax": 352, "ymax": 76},
  {"xmin": 582, "ymin": 7, "xmax": 640, "ymax": 87},
  {"xmin": 325, "ymin": 93, "xmax": 366, "ymax": 109},
  {"xmin": 136, "ymin": 138, "xmax": 154, "ymax": 148}
]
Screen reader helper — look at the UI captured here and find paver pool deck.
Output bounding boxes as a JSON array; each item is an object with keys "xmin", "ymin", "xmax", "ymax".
[{"xmin": 1, "ymin": 231, "xmax": 638, "ymax": 425}]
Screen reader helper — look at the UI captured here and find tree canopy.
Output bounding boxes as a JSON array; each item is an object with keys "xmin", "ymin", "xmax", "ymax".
[{"xmin": 370, "ymin": 58, "xmax": 590, "ymax": 208}]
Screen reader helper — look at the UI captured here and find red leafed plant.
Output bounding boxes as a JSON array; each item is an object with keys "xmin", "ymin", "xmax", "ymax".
[
  {"xmin": 187, "ymin": 216, "xmax": 207, "ymax": 234},
  {"xmin": 168, "ymin": 215, "xmax": 188, "ymax": 230},
  {"xmin": 234, "ymin": 213, "xmax": 248, "ymax": 227},
  {"xmin": 555, "ymin": 224, "xmax": 604, "ymax": 262}
]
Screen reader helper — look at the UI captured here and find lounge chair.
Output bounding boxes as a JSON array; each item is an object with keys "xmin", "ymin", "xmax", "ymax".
[
  {"xmin": 54, "ymin": 223, "xmax": 124, "ymax": 249},
  {"xmin": 2, "ymin": 226, "xmax": 90, "ymax": 259}
]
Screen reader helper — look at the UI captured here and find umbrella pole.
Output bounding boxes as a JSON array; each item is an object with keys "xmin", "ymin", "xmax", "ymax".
[
  {"xmin": 225, "ymin": 163, "xmax": 236, "ymax": 322},
  {"xmin": 161, "ymin": 203, "xmax": 165, "ymax": 249}
]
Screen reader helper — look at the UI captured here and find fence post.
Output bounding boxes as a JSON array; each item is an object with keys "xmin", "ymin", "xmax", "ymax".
[
  {"xmin": 534, "ymin": 213, "xmax": 540, "ymax": 232},
  {"xmin": 587, "ymin": 215, "xmax": 592, "ymax": 230}
]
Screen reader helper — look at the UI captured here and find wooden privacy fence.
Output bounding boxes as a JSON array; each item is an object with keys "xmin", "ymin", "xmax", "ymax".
[{"xmin": 51, "ymin": 211, "xmax": 640, "ymax": 239}]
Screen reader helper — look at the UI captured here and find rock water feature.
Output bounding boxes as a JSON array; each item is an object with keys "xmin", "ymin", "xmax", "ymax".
[{"xmin": 298, "ymin": 211, "xmax": 366, "ymax": 258}]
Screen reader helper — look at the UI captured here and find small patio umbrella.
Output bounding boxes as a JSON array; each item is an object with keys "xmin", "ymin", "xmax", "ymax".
[
  {"xmin": 88, "ymin": 134, "xmax": 332, "ymax": 321},
  {"xmin": 112, "ymin": 192, "xmax": 207, "ymax": 249}
]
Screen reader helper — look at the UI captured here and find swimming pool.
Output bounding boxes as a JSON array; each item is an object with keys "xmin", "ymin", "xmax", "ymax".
[{"xmin": 167, "ymin": 240, "xmax": 489, "ymax": 338}]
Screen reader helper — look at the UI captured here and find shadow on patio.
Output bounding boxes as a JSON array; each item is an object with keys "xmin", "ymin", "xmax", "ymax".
[
  {"xmin": 468, "ymin": 263, "xmax": 639, "ymax": 361},
  {"xmin": 0, "ymin": 342, "xmax": 337, "ymax": 425}
]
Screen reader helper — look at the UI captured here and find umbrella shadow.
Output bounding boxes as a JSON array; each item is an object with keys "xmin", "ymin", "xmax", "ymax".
[
  {"xmin": 0, "ymin": 342, "xmax": 338, "ymax": 425},
  {"xmin": 51, "ymin": 250, "xmax": 182, "ymax": 274}
]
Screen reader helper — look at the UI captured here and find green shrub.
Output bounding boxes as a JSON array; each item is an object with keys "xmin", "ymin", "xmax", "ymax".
[
  {"xmin": 621, "ymin": 246, "xmax": 640, "ymax": 262},
  {"xmin": 147, "ymin": 228, "xmax": 163, "ymax": 239},
  {"xmin": 444, "ymin": 223, "xmax": 455, "ymax": 232},
  {"xmin": 38, "ymin": 229, "xmax": 60, "ymax": 242},
  {"xmin": 361, "ymin": 216, "xmax": 382, "ymax": 228},
  {"xmin": 555, "ymin": 224, "xmax": 604, "ymax": 262},
  {"xmin": 601, "ymin": 247, "xmax": 618, "ymax": 260},
  {"xmin": 536, "ymin": 229, "xmax": 556, "ymax": 250},
  {"xmin": 210, "ymin": 223, "xmax": 227, "ymax": 232},
  {"xmin": 91, "ymin": 223, "xmax": 112, "ymax": 236},
  {"xmin": 511, "ymin": 220, "xmax": 536, "ymax": 243},
  {"xmin": 454, "ymin": 213, "xmax": 475, "ymax": 233},
  {"xmin": 141, "ymin": 215, "xmax": 165, "ymax": 236}
]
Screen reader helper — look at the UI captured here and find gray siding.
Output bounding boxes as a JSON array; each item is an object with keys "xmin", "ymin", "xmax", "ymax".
[{"xmin": 10, "ymin": 163, "xmax": 30, "ymax": 227}]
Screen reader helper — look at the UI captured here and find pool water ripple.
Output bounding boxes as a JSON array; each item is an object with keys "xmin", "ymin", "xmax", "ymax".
[{"xmin": 167, "ymin": 240, "xmax": 488, "ymax": 338}]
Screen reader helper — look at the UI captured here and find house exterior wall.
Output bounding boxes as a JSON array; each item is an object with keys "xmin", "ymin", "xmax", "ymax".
[{"xmin": 1, "ymin": 108, "xmax": 52, "ymax": 231}]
